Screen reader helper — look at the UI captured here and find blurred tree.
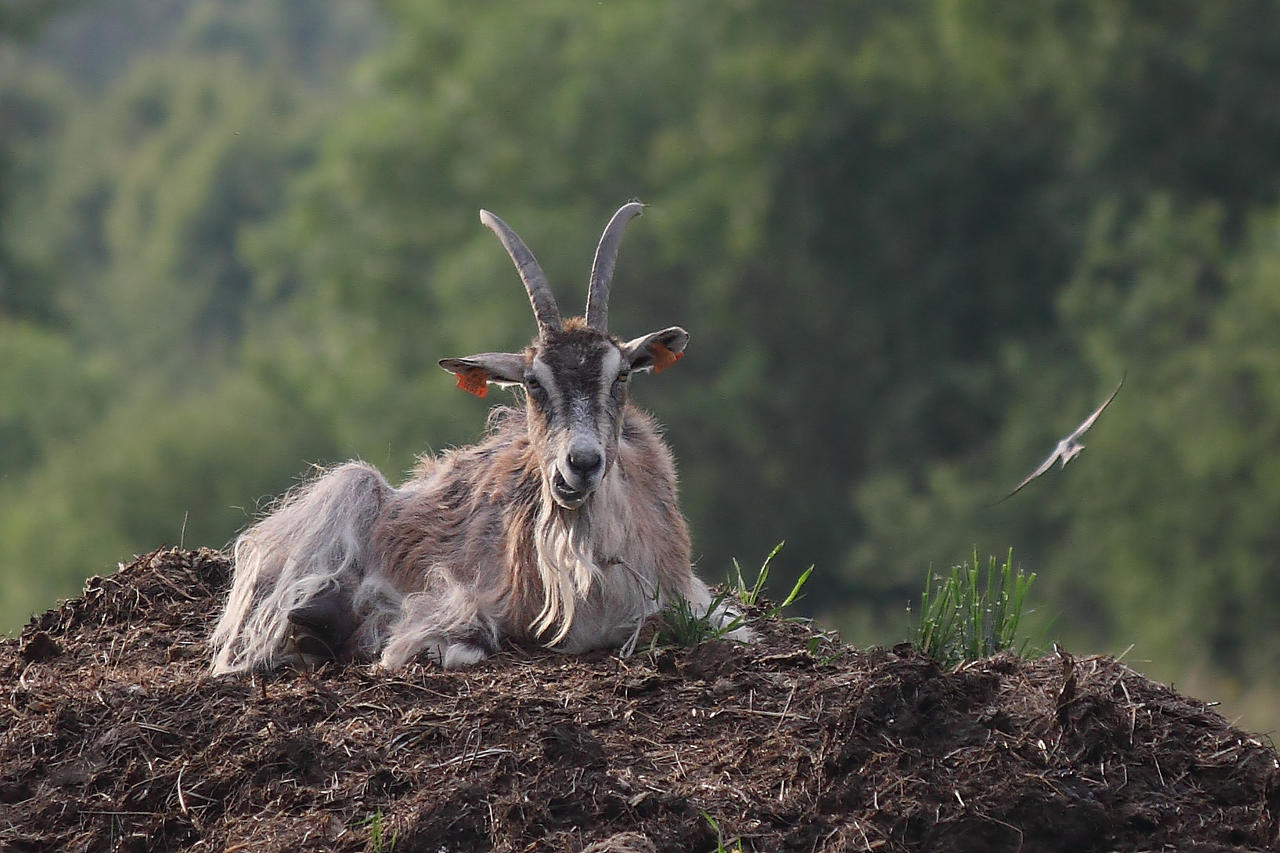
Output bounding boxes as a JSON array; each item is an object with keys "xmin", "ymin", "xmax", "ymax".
[
  {"xmin": 1054, "ymin": 200, "xmax": 1280, "ymax": 676},
  {"xmin": 0, "ymin": 0, "xmax": 381, "ymax": 623},
  {"xmin": 15, "ymin": 55, "xmax": 322, "ymax": 381},
  {"xmin": 0, "ymin": 373, "xmax": 341, "ymax": 627},
  {"xmin": 0, "ymin": 72, "xmax": 71, "ymax": 322},
  {"xmin": 827, "ymin": 3, "xmax": 1280, "ymax": 726},
  {"xmin": 0, "ymin": 321, "xmax": 111, "ymax": 477},
  {"xmin": 0, "ymin": 0, "xmax": 78, "ymax": 41}
]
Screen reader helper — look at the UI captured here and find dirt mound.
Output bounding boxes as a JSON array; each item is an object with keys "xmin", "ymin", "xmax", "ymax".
[{"xmin": 1, "ymin": 548, "xmax": 1277, "ymax": 852}]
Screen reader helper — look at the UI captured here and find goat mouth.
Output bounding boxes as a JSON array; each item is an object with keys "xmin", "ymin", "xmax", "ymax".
[{"xmin": 552, "ymin": 471, "xmax": 589, "ymax": 509}]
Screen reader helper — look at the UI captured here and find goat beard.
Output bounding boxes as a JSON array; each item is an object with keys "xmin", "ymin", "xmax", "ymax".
[{"xmin": 530, "ymin": 490, "xmax": 599, "ymax": 645}]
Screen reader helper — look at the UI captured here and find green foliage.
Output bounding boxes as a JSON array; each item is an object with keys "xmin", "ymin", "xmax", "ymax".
[
  {"xmin": 656, "ymin": 543, "xmax": 811, "ymax": 649},
  {"xmin": 0, "ymin": 372, "xmax": 342, "ymax": 629},
  {"xmin": 0, "ymin": 0, "xmax": 78, "ymax": 40},
  {"xmin": 656, "ymin": 587, "xmax": 744, "ymax": 650},
  {"xmin": 0, "ymin": 321, "xmax": 113, "ymax": 476},
  {"xmin": 913, "ymin": 550, "xmax": 1037, "ymax": 668},
  {"xmin": 730, "ymin": 541, "xmax": 813, "ymax": 618},
  {"xmin": 19, "ymin": 55, "xmax": 324, "ymax": 380}
]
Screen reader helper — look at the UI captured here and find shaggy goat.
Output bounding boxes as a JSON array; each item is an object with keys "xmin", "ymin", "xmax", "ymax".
[{"xmin": 210, "ymin": 202, "xmax": 748, "ymax": 673}]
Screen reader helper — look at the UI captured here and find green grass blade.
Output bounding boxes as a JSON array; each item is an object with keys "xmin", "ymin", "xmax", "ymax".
[
  {"xmin": 911, "ymin": 548, "xmax": 1037, "ymax": 667},
  {"xmin": 777, "ymin": 564, "xmax": 812, "ymax": 609}
]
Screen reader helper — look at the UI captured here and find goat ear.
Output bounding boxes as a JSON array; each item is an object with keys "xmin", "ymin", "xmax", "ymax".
[
  {"xmin": 622, "ymin": 326, "xmax": 689, "ymax": 374},
  {"xmin": 439, "ymin": 352, "xmax": 527, "ymax": 398}
]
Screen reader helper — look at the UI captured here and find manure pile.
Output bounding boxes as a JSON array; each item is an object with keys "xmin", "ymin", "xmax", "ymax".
[{"xmin": 1, "ymin": 548, "xmax": 1277, "ymax": 852}]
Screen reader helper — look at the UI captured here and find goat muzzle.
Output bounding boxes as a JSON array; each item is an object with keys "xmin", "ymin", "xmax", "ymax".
[{"xmin": 552, "ymin": 469, "xmax": 590, "ymax": 509}]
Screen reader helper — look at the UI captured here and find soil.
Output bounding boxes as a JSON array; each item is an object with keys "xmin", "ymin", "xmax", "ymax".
[{"xmin": 1, "ymin": 547, "xmax": 1277, "ymax": 852}]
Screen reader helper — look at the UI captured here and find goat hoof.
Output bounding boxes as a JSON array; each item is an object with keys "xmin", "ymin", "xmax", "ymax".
[
  {"xmin": 287, "ymin": 591, "xmax": 356, "ymax": 659},
  {"xmin": 288, "ymin": 594, "xmax": 350, "ymax": 631},
  {"xmin": 289, "ymin": 628, "xmax": 342, "ymax": 661}
]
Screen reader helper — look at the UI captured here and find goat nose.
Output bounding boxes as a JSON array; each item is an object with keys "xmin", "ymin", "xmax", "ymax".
[{"xmin": 567, "ymin": 447, "xmax": 603, "ymax": 477}]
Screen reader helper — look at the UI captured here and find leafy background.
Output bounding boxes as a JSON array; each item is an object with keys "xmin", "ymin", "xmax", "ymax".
[{"xmin": 3, "ymin": 0, "xmax": 1279, "ymax": 733}]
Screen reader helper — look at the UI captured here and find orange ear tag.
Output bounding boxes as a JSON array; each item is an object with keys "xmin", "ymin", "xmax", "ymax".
[
  {"xmin": 456, "ymin": 367, "xmax": 490, "ymax": 397},
  {"xmin": 649, "ymin": 342, "xmax": 684, "ymax": 373}
]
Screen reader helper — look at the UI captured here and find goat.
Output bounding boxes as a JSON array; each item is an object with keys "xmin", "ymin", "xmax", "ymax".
[{"xmin": 210, "ymin": 202, "xmax": 749, "ymax": 673}]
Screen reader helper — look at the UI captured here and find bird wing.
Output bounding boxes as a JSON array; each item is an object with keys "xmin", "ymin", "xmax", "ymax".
[
  {"xmin": 1068, "ymin": 371, "xmax": 1125, "ymax": 441},
  {"xmin": 995, "ymin": 444, "xmax": 1065, "ymax": 504}
]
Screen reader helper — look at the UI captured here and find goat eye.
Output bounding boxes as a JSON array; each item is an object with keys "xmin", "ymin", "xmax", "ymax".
[{"xmin": 523, "ymin": 375, "xmax": 548, "ymax": 402}]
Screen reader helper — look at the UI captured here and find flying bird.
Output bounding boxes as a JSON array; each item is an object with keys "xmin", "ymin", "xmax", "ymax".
[{"xmin": 995, "ymin": 372, "xmax": 1125, "ymax": 504}]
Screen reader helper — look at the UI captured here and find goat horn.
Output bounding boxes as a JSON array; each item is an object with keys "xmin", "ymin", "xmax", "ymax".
[
  {"xmin": 585, "ymin": 202, "xmax": 644, "ymax": 331},
  {"xmin": 480, "ymin": 209, "xmax": 562, "ymax": 334}
]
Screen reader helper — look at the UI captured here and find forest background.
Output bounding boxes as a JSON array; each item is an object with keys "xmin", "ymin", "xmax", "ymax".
[{"xmin": 3, "ymin": 0, "xmax": 1279, "ymax": 734}]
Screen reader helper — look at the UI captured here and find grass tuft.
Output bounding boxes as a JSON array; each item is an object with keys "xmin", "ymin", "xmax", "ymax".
[
  {"xmin": 912, "ymin": 548, "xmax": 1036, "ymax": 667},
  {"xmin": 658, "ymin": 586, "xmax": 743, "ymax": 647},
  {"xmin": 653, "ymin": 542, "xmax": 812, "ymax": 649},
  {"xmin": 729, "ymin": 540, "xmax": 813, "ymax": 617}
]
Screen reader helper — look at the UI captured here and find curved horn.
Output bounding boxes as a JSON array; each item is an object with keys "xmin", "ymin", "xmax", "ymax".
[
  {"xmin": 480, "ymin": 209, "xmax": 562, "ymax": 334},
  {"xmin": 585, "ymin": 202, "xmax": 644, "ymax": 331}
]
